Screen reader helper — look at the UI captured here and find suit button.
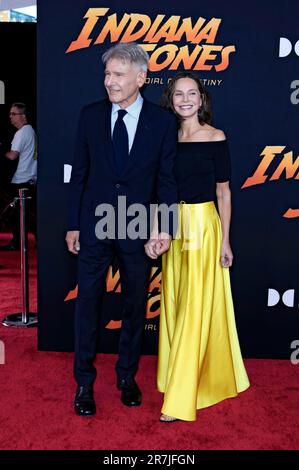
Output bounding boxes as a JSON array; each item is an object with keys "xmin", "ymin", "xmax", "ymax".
[{"xmin": 115, "ymin": 183, "xmax": 120, "ymax": 188}]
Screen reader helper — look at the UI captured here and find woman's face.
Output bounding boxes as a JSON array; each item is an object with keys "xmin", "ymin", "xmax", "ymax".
[{"xmin": 172, "ymin": 78, "xmax": 202, "ymax": 119}]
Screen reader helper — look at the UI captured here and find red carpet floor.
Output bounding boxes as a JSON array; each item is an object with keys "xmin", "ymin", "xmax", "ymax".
[{"xmin": 0, "ymin": 233, "xmax": 299, "ymax": 450}]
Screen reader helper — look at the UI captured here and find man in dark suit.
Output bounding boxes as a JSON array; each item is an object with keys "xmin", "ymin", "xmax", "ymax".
[{"xmin": 66, "ymin": 43, "xmax": 177, "ymax": 417}]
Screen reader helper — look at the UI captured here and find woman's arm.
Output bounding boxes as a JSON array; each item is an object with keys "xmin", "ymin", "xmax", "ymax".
[{"xmin": 216, "ymin": 181, "xmax": 233, "ymax": 267}]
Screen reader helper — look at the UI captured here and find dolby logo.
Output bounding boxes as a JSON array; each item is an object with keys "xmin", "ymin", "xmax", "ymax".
[
  {"xmin": 267, "ymin": 288, "xmax": 296, "ymax": 307},
  {"xmin": 279, "ymin": 38, "xmax": 299, "ymax": 57}
]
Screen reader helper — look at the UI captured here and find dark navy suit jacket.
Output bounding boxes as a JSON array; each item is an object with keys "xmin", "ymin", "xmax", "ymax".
[{"xmin": 67, "ymin": 98, "xmax": 177, "ymax": 245}]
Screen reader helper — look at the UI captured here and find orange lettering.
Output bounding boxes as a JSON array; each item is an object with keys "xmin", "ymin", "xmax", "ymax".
[
  {"xmin": 215, "ymin": 45, "xmax": 236, "ymax": 71},
  {"xmin": 95, "ymin": 13, "xmax": 130, "ymax": 44},
  {"xmin": 120, "ymin": 14, "xmax": 151, "ymax": 42},
  {"xmin": 242, "ymin": 146, "xmax": 286, "ymax": 188},
  {"xmin": 194, "ymin": 45, "xmax": 222, "ymax": 71},
  {"xmin": 66, "ymin": 8, "xmax": 109, "ymax": 53},
  {"xmin": 169, "ymin": 45, "xmax": 202, "ymax": 70},
  {"xmin": 270, "ymin": 151, "xmax": 299, "ymax": 180}
]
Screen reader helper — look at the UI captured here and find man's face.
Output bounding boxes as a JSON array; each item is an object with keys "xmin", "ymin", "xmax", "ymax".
[
  {"xmin": 9, "ymin": 106, "xmax": 26, "ymax": 129},
  {"xmin": 104, "ymin": 58, "xmax": 146, "ymax": 108}
]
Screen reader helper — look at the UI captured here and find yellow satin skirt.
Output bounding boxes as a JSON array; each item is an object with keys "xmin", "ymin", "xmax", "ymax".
[{"xmin": 157, "ymin": 201, "xmax": 250, "ymax": 421}]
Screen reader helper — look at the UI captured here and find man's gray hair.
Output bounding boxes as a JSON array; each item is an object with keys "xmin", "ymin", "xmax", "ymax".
[{"xmin": 102, "ymin": 42, "xmax": 149, "ymax": 72}]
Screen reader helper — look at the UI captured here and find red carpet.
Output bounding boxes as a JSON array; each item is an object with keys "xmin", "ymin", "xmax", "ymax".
[{"xmin": 0, "ymin": 233, "xmax": 299, "ymax": 450}]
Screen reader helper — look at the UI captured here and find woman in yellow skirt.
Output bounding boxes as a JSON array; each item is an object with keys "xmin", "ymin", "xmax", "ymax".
[{"xmin": 147, "ymin": 71, "xmax": 250, "ymax": 422}]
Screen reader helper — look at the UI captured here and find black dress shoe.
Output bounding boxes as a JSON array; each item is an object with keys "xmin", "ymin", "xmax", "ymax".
[
  {"xmin": 0, "ymin": 243, "xmax": 20, "ymax": 251},
  {"xmin": 117, "ymin": 378, "xmax": 142, "ymax": 407},
  {"xmin": 74, "ymin": 385, "xmax": 96, "ymax": 416}
]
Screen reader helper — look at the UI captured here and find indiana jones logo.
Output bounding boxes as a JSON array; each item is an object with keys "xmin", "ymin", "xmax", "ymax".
[
  {"xmin": 242, "ymin": 146, "xmax": 299, "ymax": 218},
  {"xmin": 65, "ymin": 266, "xmax": 161, "ymax": 329},
  {"xmin": 66, "ymin": 7, "xmax": 236, "ymax": 72}
]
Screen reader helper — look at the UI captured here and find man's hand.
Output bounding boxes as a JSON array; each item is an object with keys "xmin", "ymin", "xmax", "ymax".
[{"xmin": 65, "ymin": 230, "xmax": 80, "ymax": 255}]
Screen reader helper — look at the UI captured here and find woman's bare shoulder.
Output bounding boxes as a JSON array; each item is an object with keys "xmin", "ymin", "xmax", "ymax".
[{"xmin": 210, "ymin": 128, "xmax": 226, "ymax": 141}]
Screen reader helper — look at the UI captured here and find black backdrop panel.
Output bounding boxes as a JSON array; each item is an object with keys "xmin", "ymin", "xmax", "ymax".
[{"xmin": 37, "ymin": 0, "xmax": 299, "ymax": 357}]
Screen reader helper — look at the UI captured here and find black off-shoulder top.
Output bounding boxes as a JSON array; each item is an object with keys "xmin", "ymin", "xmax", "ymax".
[{"xmin": 175, "ymin": 140, "xmax": 231, "ymax": 203}]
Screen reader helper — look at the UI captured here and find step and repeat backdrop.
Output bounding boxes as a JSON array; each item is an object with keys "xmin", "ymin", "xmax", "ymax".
[{"xmin": 38, "ymin": 0, "xmax": 299, "ymax": 358}]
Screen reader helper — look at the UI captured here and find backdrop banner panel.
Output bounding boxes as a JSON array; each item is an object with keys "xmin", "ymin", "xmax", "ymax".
[{"xmin": 37, "ymin": 0, "xmax": 299, "ymax": 358}]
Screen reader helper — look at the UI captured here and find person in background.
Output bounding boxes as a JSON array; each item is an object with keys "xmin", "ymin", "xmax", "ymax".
[{"xmin": 0, "ymin": 102, "xmax": 37, "ymax": 251}]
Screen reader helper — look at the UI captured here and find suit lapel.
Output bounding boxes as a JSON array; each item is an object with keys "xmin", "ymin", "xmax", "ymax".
[{"xmin": 101, "ymin": 100, "xmax": 116, "ymax": 174}]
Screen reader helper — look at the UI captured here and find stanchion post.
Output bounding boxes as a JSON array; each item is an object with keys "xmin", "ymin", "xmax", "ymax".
[{"xmin": 2, "ymin": 188, "xmax": 38, "ymax": 327}]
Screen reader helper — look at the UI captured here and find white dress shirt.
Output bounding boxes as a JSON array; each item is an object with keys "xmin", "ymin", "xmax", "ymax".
[{"xmin": 111, "ymin": 93, "xmax": 143, "ymax": 153}]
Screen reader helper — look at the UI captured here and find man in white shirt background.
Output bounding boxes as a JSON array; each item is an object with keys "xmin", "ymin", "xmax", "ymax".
[{"xmin": 0, "ymin": 103, "xmax": 37, "ymax": 251}]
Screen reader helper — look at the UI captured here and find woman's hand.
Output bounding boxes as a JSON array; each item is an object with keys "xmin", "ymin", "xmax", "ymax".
[{"xmin": 221, "ymin": 241, "xmax": 233, "ymax": 268}]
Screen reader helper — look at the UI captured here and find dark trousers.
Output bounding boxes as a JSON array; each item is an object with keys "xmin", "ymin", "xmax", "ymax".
[
  {"xmin": 74, "ymin": 240, "xmax": 151, "ymax": 387},
  {"xmin": 10, "ymin": 182, "xmax": 37, "ymax": 246}
]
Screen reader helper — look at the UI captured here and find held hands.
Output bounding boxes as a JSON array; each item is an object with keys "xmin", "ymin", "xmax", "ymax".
[
  {"xmin": 144, "ymin": 232, "xmax": 171, "ymax": 259},
  {"xmin": 65, "ymin": 230, "xmax": 80, "ymax": 255},
  {"xmin": 221, "ymin": 241, "xmax": 233, "ymax": 268}
]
